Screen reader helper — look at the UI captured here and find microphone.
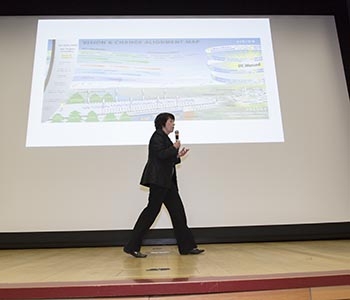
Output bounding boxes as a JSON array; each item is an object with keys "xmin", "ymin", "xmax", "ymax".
[{"xmin": 175, "ymin": 130, "xmax": 179, "ymax": 141}]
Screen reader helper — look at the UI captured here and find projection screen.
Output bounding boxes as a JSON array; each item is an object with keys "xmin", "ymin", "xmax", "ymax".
[{"xmin": 0, "ymin": 15, "xmax": 348, "ymax": 233}]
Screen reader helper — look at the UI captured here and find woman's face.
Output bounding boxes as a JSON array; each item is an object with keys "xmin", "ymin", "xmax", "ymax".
[{"xmin": 162, "ymin": 118, "xmax": 175, "ymax": 135}]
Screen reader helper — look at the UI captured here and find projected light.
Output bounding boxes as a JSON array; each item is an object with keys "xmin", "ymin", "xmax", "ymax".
[{"xmin": 26, "ymin": 18, "xmax": 284, "ymax": 147}]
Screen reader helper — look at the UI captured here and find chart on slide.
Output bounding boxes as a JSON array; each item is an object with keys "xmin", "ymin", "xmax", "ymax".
[{"xmin": 42, "ymin": 38, "xmax": 268, "ymax": 123}]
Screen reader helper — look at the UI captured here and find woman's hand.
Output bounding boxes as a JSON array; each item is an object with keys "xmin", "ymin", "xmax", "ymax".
[
  {"xmin": 178, "ymin": 147, "xmax": 190, "ymax": 158},
  {"xmin": 173, "ymin": 140, "xmax": 181, "ymax": 149}
]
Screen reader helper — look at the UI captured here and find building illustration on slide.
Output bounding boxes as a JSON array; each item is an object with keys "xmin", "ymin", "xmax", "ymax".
[{"xmin": 42, "ymin": 38, "xmax": 268, "ymax": 123}]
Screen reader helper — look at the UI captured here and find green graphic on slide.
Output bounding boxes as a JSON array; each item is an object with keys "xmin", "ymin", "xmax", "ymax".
[
  {"xmin": 68, "ymin": 93, "xmax": 84, "ymax": 104},
  {"xmin": 103, "ymin": 113, "xmax": 117, "ymax": 122},
  {"xmin": 68, "ymin": 111, "xmax": 82, "ymax": 122},
  {"xmin": 52, "ymin": 113, "xmax": 64, "ymax": 122},
  {"xmin": 86, "ymin": 111, "xmax": 99, "ymax": 122}
]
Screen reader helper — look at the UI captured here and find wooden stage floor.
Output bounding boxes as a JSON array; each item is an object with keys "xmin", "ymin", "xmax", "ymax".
[{"xmin": 0, "ymin": 240, "xmax": 349, "ymax": 299}]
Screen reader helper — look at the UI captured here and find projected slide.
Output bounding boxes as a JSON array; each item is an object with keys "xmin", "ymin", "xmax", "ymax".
[{"xmin": 27, "ymin": 18, "xmax": 283, "ymax": 146}]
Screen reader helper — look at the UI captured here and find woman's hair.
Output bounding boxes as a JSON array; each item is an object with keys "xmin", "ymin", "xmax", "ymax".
[{"xmin": 154, "ymin": 112, "xmax": 175, "ymax": 129}]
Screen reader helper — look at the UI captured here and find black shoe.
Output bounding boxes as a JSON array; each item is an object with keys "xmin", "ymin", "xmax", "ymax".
[
  {"xmin": 123, "ymin": 247, "xmax": 147, "ymax": 258},
  {"xmin": 181, "ymin": 248, "xmax": 205, "ymax": 255}
]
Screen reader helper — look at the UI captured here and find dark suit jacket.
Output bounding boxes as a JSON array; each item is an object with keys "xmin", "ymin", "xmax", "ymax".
[{"xmin": 140, "ymin": 129, "xmax": 181, "ymax": 189}]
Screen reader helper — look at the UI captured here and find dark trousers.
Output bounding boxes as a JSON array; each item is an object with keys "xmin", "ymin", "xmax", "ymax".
[{"xmin": 125, "ymin": 182, "xmax": 197, "ymax": 254}]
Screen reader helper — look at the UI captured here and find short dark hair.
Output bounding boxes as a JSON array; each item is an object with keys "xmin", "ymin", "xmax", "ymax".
[{"xmin": 154, "ymin": 112, "xmax": 175, "ymax": 129}]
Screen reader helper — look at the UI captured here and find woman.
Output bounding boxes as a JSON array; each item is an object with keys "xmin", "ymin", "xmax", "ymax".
[{"xmin": 123, "ymin": 112, "xmax": 204, "ymax": 258}]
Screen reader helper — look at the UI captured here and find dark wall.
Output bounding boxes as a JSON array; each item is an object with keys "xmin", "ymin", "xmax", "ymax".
[
  {"xmin": 1, "ymin": 223, "xmax": 349, "ymax": 249},
  {"xmin": 0, "ymin": 0, "xmax": 346, "ymax": 15}
]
